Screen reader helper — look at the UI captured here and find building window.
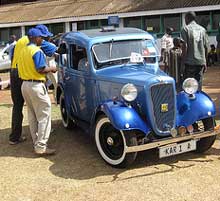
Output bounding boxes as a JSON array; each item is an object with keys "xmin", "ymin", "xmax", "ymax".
[
  {"xmin": 90, "ymin": 20, "xmax": 99, "ymax": 28},
  {"xmin": 212, "ymin": 11, "xmax": 220, "ymax": 30},
  {"xmin": 25, "ymin": 25, "xmax": 35, "ymax": 34},
  {"xmin": 124, "ymin": 17, "xmax": 142, "ymax": 29},
  {"xmin": 10, "ymin": 27, "xmax": 22, "ymax": 39},
  {"xmin": 86, "ymin": 20, "xmax": 99, "ymax": 29},
  {"xmin": 100, "ymin": 19, "xmax": 108, "ymax": 27},
  {"xmin": 77, "ymin": 21, "xmax": 85, "ymax": 30},
  {"xmin": 196, "ymin": 12, "xmax": 210, "ymax": 31},
  {"xmin": 0, "ymin": 27, "xmax": 22, "ymax": 45},
  {"xmin": 49, "ymin": 23, "xmax": 64, "ymax": 35},
  {"xmin": 26, "ymin": 23, "xmax": 64, "ymax": 36},
  {"xmin": 163, "ymin": 14, "xmax": 181, "ymax": 32},
  {"xmin": 0, "ymin": 28, "xmax": 9, "ymax": 45},
  {"xmin": 84, "ymin": 19, "xmax": 111, "ymax": 30},
  {"xmin": 145, "ymin": 16, "xmax": 160, "ymax": 33}
]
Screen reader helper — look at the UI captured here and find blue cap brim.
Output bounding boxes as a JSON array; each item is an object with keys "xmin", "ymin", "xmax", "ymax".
[
  {"xmin": 40, "ymin": 33, "xmax": 49, "ymax": 37},
  {"xmin": 48, "ymin": 32, "xmax": 53, "ymax": 37}
]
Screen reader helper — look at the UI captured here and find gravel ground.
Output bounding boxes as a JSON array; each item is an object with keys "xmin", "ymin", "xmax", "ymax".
[{"xmin": 0, "ymin": 67, "xmax": 220, "ymax": 201}]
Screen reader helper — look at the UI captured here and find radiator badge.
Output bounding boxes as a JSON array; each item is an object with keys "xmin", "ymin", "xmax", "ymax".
[{"xmin": 161, "ymin": 103, "xmax": 168, "ymax": 112}]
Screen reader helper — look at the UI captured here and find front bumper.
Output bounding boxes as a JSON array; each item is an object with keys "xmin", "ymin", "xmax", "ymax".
[{"xmin": 125, "ymin": 128, "xmax": 220, "ymax": 153}]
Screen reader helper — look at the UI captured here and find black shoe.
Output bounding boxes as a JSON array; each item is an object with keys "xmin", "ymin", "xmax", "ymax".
[{"xmin": 9, "ymin": 136, "xmax": 27, "ymax": 145}]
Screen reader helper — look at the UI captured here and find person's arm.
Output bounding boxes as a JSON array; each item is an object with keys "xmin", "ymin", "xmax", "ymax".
[
  {"xmin": 180, "ymin": 28, "xmax": 187, "ymax": 64},
  {"xmin": 203, "ymin": 32, "xmax": 209, "ymax": 73},
  {"xmin": 8, "ymin": 41, "xmax": 17, "ymax": 61},
  {"xmin": 160, "ymin": 36, "xmax": 166, "ymax": 62},
  {"xmin": 33, "ymin": 51, "xmax": 57, "ymax": 74},
  {"xmin": 1, "ymin": 43, "xmax": 10, "ymax": 54},
  {"xmin": 41, "ymin": 40, "xmax": 57, "ymax": 57},
  {"xmin": 10, "ymin": 45, "xmax": 15, "ymax": 62},
  {"xmin": 38, "ymin": 65, "xmax": 57, "ymax": 74}
]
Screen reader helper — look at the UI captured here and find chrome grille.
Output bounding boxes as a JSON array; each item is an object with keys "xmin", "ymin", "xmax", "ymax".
[{"xmin": 151, "ymin": 84, "xmax": 175, "ymax": 132}]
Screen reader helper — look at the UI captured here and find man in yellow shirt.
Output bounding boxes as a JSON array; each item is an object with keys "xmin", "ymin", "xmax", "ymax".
[
  {"xmin": 19, "ymin": 28, "xmax": 57, "ymax": 155},
  {"xmin": 9, "ymin": 25, "xmax": 57, "ymax": 145}
]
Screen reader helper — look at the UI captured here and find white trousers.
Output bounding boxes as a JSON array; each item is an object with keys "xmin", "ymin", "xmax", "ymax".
[{"xmin": 21, "ymin": 81, "xmax": 51, "ymax": 151}]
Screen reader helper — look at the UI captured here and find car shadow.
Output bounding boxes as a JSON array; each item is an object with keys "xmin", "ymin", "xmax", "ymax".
[{"xmin": 1, "ymin": 120, "xmax": 220, "ymax": 182}]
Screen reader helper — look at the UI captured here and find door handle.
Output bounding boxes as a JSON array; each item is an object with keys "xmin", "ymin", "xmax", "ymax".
[{"xmin": 65, "ymin": 76, "xmax": 70, "ymax": 81}]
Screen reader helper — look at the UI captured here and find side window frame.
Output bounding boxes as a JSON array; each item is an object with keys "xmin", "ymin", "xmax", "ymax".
[
  {"xmin": 58, "ymin": 42, "xmax": 69, "ymax": 68},
  {"xmin": 69, "ymin": 44, "xmax": 89, "ymax": 72}
]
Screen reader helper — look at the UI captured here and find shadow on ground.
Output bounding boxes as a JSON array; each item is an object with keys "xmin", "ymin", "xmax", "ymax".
[{"xmin": 0, "ymin": 119, "xmax": 219, "ymax": 182}]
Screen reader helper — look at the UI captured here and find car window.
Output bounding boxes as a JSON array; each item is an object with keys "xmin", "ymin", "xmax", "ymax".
[
  {"xmin": 70, "ymin": 44, "xmax": 88, "ymax": 71},
  {"xmin": 59, "ymin": 43, "xmax": 68, "ymax": 67},
  {"xmin": 92, "ymin": 39, "xmax": 159, "ymax": 65}
]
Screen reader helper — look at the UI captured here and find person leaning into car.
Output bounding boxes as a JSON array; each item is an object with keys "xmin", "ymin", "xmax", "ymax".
[
  {"xmin": 18, "ymin": 28, "xmax": 57, "ymax": 155},
  {"xmin": 9, "ymin": 24, "xmax": 57, "ymax": 145}
]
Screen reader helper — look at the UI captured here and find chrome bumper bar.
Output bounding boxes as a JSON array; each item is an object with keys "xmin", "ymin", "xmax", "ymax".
[{"xmin": 125, "ymin": 129, "xmax": 220, "ymax": 153}]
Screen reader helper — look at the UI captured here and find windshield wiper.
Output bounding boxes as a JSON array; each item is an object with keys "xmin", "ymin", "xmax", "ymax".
[{"xmin": 109, "ymin": 39, "xmax": 113, "ymax": 59}]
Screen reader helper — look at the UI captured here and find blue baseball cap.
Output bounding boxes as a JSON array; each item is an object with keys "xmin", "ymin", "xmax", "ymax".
[
  {"xmin": 28, "ymin": 28, "xmax": 46, "ymax": 37},
  {"xmin": 35, "ymin": 24, "xmax": 53, "ymax": 37}
]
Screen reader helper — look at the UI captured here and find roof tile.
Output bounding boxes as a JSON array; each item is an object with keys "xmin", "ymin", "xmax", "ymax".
[{"xmin": 0, "ymin": 0, "xmax": 219, "ymax": 24}]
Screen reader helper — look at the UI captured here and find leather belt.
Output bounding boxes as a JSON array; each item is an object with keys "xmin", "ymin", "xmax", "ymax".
[{"xmin": 23, "ymin": 79, "xmax": 45, "ymax": 83}]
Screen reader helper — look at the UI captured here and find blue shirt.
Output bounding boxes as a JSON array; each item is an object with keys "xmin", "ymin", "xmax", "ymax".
[
  {"xmin": 33, "ymin": 50, "xmax": 47, "ymax": 70},
  {"xmin": 41, "ymin": 40, "xmax": 57, "ymax": 57}
]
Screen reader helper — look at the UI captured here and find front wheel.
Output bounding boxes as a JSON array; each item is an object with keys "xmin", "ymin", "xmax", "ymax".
[
  {"xmin": 95, "ymin": 115, "xmax": 137, "ymax": 168},
  {"xmin": 59, "ymin": 92, "xmax": 75, "ymax": 129},
  {"xmin": 195, "ymin": 117, "xmax": 216, "ymax": 153}
]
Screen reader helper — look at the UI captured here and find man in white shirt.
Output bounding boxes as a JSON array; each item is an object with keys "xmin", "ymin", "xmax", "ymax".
[
  {"xmin": 1, "ymin": 35, "xmax": 17, "ymax": 60},
  {"xmin": 160, "ymin": 27, "xmax": 174, "ymax": 72}
]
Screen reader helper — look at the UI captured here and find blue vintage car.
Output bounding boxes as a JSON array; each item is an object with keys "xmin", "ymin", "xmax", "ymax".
[{"xmin": 56, "ymin": 27, "xmax": 220, "ymax": 168}]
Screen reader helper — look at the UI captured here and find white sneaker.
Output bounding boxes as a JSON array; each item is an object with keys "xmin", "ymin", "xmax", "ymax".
[{"xmin": 34, "ymin": 148, "xmax": 56, "ymax": 156}]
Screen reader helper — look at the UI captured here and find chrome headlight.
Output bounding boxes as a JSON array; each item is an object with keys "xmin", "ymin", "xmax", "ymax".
[
  {"xmin": 121, "ymin": 83, "xmax": 137, "ymax": 102},
  {"xmin": 182, "ymin": 78, "xmax": 198, "ymax": 95}
]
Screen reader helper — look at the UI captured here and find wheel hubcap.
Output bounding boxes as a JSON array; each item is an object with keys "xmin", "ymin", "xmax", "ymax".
[
  {"xmin": 107, "ymin": 137, "xmax": 114, "ymax": 146},
  {"xmin": 99, "ymin": 124, "xmax": 124, "ymax": 160}
]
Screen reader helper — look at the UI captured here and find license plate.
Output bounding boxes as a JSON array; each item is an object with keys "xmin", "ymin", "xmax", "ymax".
[{"xmin": 159, "ymin": 140, "xmax": 196, "ymax": 158}]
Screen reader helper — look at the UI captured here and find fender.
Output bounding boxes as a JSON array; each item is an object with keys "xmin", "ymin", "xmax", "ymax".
[
  {"xmin": 100, "ymin": 100, "xmax": 151, "ymax": 135},
  {"xmin": 176, "ymin": 91, "xmax": 216, "ymax": 127}
]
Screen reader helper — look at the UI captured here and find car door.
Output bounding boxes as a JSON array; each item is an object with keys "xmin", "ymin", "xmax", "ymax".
[
  {"xmin": 0, "ymin": 45, "xmax": 11, "ymax": 72},
  {"xmin": 57, "ymin": 41, "xmax": 73, "ymax": 115},
  {"xmin": 64, "ymin": 43, "xmax": 94, "ymax": 122}
]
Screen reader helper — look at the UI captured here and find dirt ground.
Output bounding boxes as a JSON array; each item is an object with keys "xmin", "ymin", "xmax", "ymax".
[{"xmin": 0, "ymin": 67, "xmax": 220, "ymax": 201}]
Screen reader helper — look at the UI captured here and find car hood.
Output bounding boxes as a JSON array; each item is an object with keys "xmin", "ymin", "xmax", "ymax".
[{"xmin": 95, "ymin": 64, "xmax": 173, "ymax": 86}]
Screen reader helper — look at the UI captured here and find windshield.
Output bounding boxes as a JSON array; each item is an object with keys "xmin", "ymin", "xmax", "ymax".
[{"xmin": 92, "ymin": 39, "xmax": 159, "ymax": 68}]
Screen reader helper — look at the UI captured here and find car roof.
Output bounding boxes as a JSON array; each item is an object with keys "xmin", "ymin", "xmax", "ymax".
[
  {"xmin": 62, "ymin": 27, "xmax": 154, "ymax": 45},
  {"xmin": 80, "ymin": 27, "xmax": 148, "ymax": 38}
]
